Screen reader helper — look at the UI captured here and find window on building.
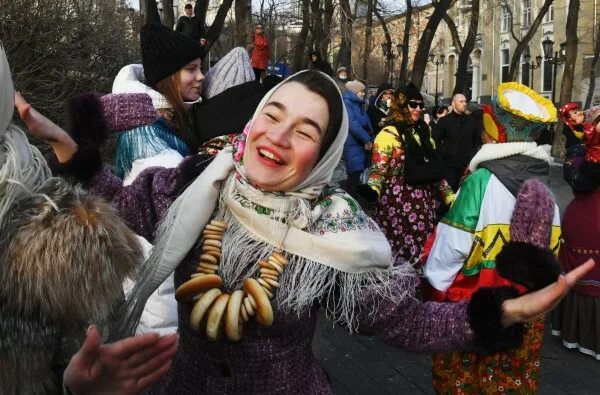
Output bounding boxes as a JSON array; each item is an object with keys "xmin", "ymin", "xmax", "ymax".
[
  {"xmin": 521, "ymin": 47, "xmax": 530, "ymax": 87},
  {"xmin": 543, "ymin": 57, "xmax": 553, "ymax": 92},
  {"xmin": 543, "ymin": 5, "xmax": 554, "ymax": 23},
  {"xmin": 501, "ymin": 7, "xmax": 510, "ymax": 32},
  {"xmin": 501, "ymin": 48, "xmax": 510, "ymax": 82},
  {"xmin": 522, "ymin": 0, "xmax": 532, "ymax": 27}
]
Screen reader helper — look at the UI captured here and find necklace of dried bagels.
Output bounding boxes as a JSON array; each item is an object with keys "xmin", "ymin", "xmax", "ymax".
[{"xmin": 174, "ymin": 219, "xmax": 289, "ymax": 342}]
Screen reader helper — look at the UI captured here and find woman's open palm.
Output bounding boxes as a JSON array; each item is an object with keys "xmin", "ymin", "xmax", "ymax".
[{"xmin": 63, "ymin": 326, "xmax": 177, "ymax": 395}]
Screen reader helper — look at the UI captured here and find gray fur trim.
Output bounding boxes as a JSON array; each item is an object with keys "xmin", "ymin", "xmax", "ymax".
[{"xmin": 0, "ymin": 178, "xmax": 141, "ymax": 323}]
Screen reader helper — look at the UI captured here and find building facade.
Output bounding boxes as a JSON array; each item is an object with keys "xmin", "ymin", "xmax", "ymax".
[{"xmin": 429, "ymin": 0, "xmax": 600, "ymax": 105}]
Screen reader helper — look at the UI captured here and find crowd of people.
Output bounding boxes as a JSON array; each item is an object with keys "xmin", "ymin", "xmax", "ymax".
[{"xmin": 0, "ymin": 17, "xmax": 598, "ymax": 395}]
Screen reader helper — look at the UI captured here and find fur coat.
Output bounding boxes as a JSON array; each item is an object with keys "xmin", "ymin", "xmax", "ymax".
[{"xmin": 0, "ymin": 178, "xmax": 141, "ymax": 394}]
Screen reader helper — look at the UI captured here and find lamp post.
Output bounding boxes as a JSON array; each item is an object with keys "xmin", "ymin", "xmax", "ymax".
[
  {"xmin": 524, "ymin": 53, "xmax": 543, "ymax": 90},
  {"xmin": 428, "ymin": 52, "xmax": 445, "ymax": 106},
  {"xmin": 542, "ymin": 37, "xmax": 566, "ymax": 105},
  {"xmin": 381, "ymin": 42, "xmax": 404, "ymax": 85}
]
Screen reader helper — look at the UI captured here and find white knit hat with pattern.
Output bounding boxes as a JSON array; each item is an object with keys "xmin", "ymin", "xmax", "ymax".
[{"xmin": 202, "ymin": 47, "xmax": 255, "ymax": 99}]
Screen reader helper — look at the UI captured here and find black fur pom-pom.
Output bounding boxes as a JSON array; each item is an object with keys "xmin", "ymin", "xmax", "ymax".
[
  {"xmin": 468, "ymin": 286, "xmax": 524, "ymax": 354},
  {"xmin": 496, "ymin": 241, "xmax": 560, "ymax": 292},
  {"xmin": 68, "ymin": 92, "xmax": 107, "ymax": 145}
]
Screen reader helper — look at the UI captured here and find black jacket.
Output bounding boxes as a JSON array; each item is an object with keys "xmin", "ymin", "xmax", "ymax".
[
  {"xmin": 175, "ymin": 15, "xmax": 202, "ymax": 41},
  {"xmin": 432, "ymin": 111, "xmax": 481, "ymax": 168},
  {"xmin": 192, "ymin": 81, "xmax": 267, "ymax": 145}
]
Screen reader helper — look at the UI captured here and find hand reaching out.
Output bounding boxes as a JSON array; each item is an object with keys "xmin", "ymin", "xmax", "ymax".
[
  {"xmin": 63, "ymin": 325, "xmax": 178, "ymax": 395},
  {"xmin": 14, "ymin": 91, "xmax": 77, "ymax": 162},
  {"xmin": 501, "ymin": 259, "xmax": 595, "ymax": 327}
]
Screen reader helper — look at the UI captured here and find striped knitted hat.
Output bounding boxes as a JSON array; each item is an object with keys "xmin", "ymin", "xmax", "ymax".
[{"xmin": 202, "ymin": 47, "xmax": 255, "ymax": 99}]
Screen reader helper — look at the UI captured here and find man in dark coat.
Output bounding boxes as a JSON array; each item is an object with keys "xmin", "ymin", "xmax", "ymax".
[
  {"xmin": 367, "ymin": 82, "xmax": 393, "ymax": 133},
  {"xmin": 175, "ymin": 4, "xmax": 202, "ymax": 41},
  {"xmin": 433, "ymin": 93, "xmax": 482, "ymax": 191}
]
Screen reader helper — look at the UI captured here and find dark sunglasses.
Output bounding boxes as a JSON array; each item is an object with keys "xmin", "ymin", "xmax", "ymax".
[
  {"xmin": 408, "ymin": 100, "xmax": 424, "ymax": 109},
  {"xmin": 256, "ymin": 26, "xmax": 264, "ymax": 30},
  {"xmin": 436, "ymin": 107, "xmax": 447, "ymax": 114}
]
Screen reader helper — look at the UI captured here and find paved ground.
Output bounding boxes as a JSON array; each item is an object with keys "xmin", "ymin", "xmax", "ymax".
[{"xmin": 312, "ymin": 164, "xmax": 600, "ymax": 394}]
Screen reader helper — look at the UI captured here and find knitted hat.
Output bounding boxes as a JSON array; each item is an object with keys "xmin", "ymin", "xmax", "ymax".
[
  {"xmin": 345, "ymin": 80, "xmax": 365, "ymax": 94},
  {"xmin": 141, "ymin": 23, "xmax": 204, "ymax": 87},
  {"xmin": 585, "ymin": 105, "xmax": 600, "ymax": 125},
  {"xmin": 481, "ymin": 82, "xmax": 557, "ymax": 143},
  {"xmin": 202, "ymin": 47, "xmax": 255, "ymax": 99},
  {"xmin": 496, "ymin": 179, "xmax": 560, "ymax": 291}
]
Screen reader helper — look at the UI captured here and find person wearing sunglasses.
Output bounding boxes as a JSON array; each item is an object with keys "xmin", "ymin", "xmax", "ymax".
[
  {"xmin": 360, "ymin": 83, "xmax": 453, "ymax": 262},
  {"xmin": 250, "ymin": 24, "xmax": 270, "ymax": 82},
  {"xmin": 432, "ymin": 93, "xmax": 481, "ymax": 192}
]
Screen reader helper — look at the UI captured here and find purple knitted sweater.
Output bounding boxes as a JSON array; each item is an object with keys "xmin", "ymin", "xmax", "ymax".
[{"xmin": 87, "ymin": 159, "xmax": 474, "ymax": 393}]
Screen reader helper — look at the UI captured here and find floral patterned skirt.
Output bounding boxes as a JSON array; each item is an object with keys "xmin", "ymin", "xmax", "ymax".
[
  {"xmin": 371, "ymin": 175, "xmax": 437, "ymax": 263},
  {"xmin": 431, "ymin": 318, "xmax": 545, "ymax": 394}
]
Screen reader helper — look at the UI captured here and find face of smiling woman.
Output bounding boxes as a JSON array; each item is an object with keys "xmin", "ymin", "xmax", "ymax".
[{"xmin": 243, "ymin": 82, "xmax": 330, "ymax": 192}]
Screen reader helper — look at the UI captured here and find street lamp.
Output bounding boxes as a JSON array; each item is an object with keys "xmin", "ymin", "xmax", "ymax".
[
  {"xmin": 542, "ymin": 37, "xmax": 566, "ymax": 104},
  {"xmin": 428, "ymin": 52, "xmax": 445, "ymax": 106},
  {"xmin": 524, "ymin": 53, "xmax": 543, "ymax": 90},
  {"xmin": 381, "ymin": 42, "xmax": 404, "ymax": 85}
]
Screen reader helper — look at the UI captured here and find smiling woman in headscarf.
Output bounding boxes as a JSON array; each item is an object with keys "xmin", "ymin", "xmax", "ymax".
[{"xmin": 20, "ymin": 70, "xmax": 594, "ymax": 394}]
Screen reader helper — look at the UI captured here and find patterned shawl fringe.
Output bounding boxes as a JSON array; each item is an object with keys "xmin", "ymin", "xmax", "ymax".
[
  {"xmin": 111, "ymin": 174, "xmax": 415, "ymax": 339},
  {"xmin": 215, "ymin": 184, "xmax": 415, "ymax": 332}
]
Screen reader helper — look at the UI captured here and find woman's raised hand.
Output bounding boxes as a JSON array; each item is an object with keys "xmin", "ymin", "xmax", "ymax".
[
  {"xmin": 14, "ymin": 91, "xmax": 77, "ymax": 162},
  {"xmin": 501, "ymin": 259, "xmax": 595, "ymax": 327},
  {"xmin": 63, "ymin": 325, "xmax": 177, "ymax": 395}
]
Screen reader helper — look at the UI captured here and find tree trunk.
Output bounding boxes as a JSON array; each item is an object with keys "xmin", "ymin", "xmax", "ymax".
[
  {"xmin": 584, "ymin": 25, "xmax": 600, "ymax": 109},
  {"xmin": 144, "ymin": 0, "xmax": 161, "ymax": 24},
  {"xmin": 293, "ymin": 0, "xmax": 311, "ymax": 71},
  {"xmin": 506, "ymin": 0, "xmax": 554, "ymax": 81},
  {"xmin": 234, "ymin": 0, "xmax": 253, "ymax": 47},
  {"xmin": 559, "ymin": 0, "xmax": 579, "ymax": 104},
  {"xmin": 194, "ymin": 0, "xmax": 210, "ymax": 37},
  {"xmin": 553, "ymin": 0, "xmax": 580, "ymax": 158},
  {"xmin": 162, "ymin": 0, "xmax": 174, "ymax": 28},
  {"xmin": 442, "ymin": 13, "xmax": 463, "ymax": 53},
  {"xmin": 373, "ymin": 6, "xmax": 392, "ymax": 81},
  {"xmin": 362, "ymin": 0, "xmax": 373, "ymax": 81},
  {"xmin": 398, "ymin": 0, "xmax": 412, "ymax": 85},
  {"xmin": 321, "ymin": 0, "xmax": 335, "ymax": 58},
  {"xmin": 310, "ymin": 0, "xmax": 324, "ymax": 53},
  {"xmin": 411, "ymin": 0, "xmax": 453, "ymax": 88},
  {"xmin": 454, "ymin": 0, "xmax": 480, "ymax": 95},
  {"xmin": 335, "ymin": 0, "xmax": 353, "ymax": 69},
  {"xmin": 204, "ymin": 0, "xmax": 235, "ymax": 51}
]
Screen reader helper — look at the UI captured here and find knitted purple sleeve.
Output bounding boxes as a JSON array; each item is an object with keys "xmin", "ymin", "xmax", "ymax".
[
  {"xmin": 369, "ymin": 294, "xmax": 473, "ymax": 353},
  {"xmin": 361, "ymin": 275, "xmax": 474, "ymax": 353},
  {"xmin": 87, "ymin": 165, "xmax": 179, "ymax": 242}
]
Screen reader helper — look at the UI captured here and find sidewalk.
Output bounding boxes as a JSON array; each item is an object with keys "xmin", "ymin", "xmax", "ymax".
[
  {"xmin": 312, "ymin": 166, "xmax": 600, "ymax": 394},
  {"xmin": 313, "ymin": 315, "xmax": 600, "ymax": 394}
]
